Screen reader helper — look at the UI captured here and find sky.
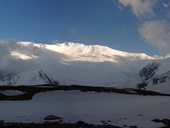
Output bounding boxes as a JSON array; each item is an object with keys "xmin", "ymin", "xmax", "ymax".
[{"xmin": 0, "ymin": 0, "xmax": 170, "ymax": 56}]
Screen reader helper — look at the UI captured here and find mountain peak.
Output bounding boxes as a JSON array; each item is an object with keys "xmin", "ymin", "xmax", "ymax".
[
  {"xmin": 55, "ymin": 42, "xmax": 84, "ymax": 47},
  {"xmin": 44, "ymin": 42, "xmax": 154, "ymax": 62},
  {"xmin": 12, "ymin": 41, "xmax": 154, "ymax": 62}
]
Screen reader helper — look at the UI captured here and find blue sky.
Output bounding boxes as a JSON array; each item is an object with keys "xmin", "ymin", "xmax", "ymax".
[{"xmin": 0, "ymin": 0, "xmax": 169, "ymax": 55}]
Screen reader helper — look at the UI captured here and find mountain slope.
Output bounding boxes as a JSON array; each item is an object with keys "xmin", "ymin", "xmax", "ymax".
[{"xmin": 0, "ymin": 41, "xmax": 170, "ymax": 93}]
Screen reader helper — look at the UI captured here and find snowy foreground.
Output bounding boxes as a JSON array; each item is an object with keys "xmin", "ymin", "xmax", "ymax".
[{"xmin": 0, "ymin": 90, "xmax": 169, "ymax": 128}]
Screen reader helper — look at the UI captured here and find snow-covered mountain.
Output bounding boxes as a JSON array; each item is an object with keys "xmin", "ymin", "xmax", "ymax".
[{"xmin": 0, "ymin": 41, "xmax": 170, "ymax": 93}]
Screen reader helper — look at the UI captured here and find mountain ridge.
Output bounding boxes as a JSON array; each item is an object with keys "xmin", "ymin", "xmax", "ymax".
[{"xmin": 0, "ymin": 41, "xmax": 170, "ymax": 93}]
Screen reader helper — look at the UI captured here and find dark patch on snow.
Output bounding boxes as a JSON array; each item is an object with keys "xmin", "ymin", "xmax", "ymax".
[
  {"xmin": 44, "ymin": 115, "xmax": 63, "ymax": 121},
  {"xmin": 39, "ymin": 70, "xmax": 59, "ymax": 85},
  {"xmin": 152, "ymin": 118, "xmax": 170, "ymax": 128},
  {"xmin": 137, "ymin": 62, "xmax": 160, "ymax": 90}
]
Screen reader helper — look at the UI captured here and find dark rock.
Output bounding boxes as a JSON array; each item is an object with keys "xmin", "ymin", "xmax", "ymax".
[
  {"xmin": 129, "ymin": 126, "xmax": 137, "ymax": 128},
  {"xmin": 76, "ymin": 121, "xmax": 86, "ymax": 125},
  {"xmin": 152, "ymin": 118, "xmax": 170, "ymax": 127},
  {"xmin": 123, "ymin": 125, "xmax": 127, "ymax": 127},
  {"xmin": 0, "ymin": 121, "xmax": 123, "ymax": 128},
  {"xmin": 137, "ymin": 114, "xmax": 143, "ymax": 116},
  {"xmin": 0, "ymin": 120, "xmax": 4, "ymax": 125},
  {"xmin": 44, "ymin": 115, "xmax": 63, "ymax": 120}
]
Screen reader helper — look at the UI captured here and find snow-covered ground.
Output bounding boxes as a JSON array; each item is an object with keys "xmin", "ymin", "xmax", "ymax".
[
  {"xmin": 0, "ymin": 90, "xmax": 25, "ymax": 96},
  {"xmin": 0, "ymin": 90, "xmax": 169, "ymax": 128}
]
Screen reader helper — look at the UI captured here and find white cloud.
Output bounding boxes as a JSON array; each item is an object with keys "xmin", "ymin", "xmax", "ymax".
[
  {"xmin": 0, "ymin": 41, "xmax": 10, "ymax": 65},
  {"xmin": 0, "ymin": 40, "xmax": 39, "ymax": 73},
  {"xmin": 163, "ymin": 2, "xmax": 168, "ymax": 8},
  {"xmin": 116, "ymin": 0, "xmax": 170, "ymax": 56},
  {"xmin": 118, "ymin": 0, "xmax": 156, "ymax": 17},
  {"xmin": 139, "ymin": 20, "xmax": 170, "ymax": 56}
]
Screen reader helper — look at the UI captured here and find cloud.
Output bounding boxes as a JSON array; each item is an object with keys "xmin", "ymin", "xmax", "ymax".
[
  {"xmin": 118, "ymin": 0, "xmax": 156, "ymax": 17},
  {"xmin": 116, "ymin": 0, "xmax": 170, "ymax": 56},
  {"xmin": 0, "ymin": 40, "xmax": 39, "ymax": 73},
  {"xmin": 0, "ymin": 41, "xmax": 11, "ymax": 65},
  {"xmin": 0, "ymin": 45, "xmax": 9, "ymax": 60},
  {"xmin": 139, "ymin": 20, "xmax": 170, "ymax": 55},
  {"xmin": 163, "ymin": 2, "xmax": 168, "ymax": 8}
]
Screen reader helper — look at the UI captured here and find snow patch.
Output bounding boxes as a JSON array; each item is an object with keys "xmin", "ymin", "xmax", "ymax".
[{"xmin": 0, "ymin": 90, "xmax": 25, "ymax": 96}]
